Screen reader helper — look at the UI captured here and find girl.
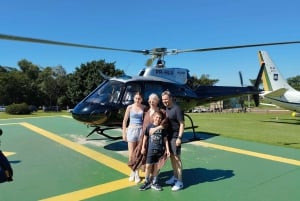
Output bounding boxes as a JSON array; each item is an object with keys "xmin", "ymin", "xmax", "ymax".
[{"xmin": 122, "ymin": 92, "xmax": 145, "ymax": 183}]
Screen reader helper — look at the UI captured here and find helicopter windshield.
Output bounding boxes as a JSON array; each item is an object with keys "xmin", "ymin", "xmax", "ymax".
[
  {"xmin": 86, "ymin": 80, "xmax": 124, "ymax": 104},
  {"xmin": 122, "ymin": 83, "xmax": 142, "ymax": 105}
]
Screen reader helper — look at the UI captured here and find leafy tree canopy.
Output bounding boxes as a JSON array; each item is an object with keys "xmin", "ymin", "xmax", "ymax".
[{"xmin": 66, "ymin": 60, "xmax": 124, "ymax": 105}]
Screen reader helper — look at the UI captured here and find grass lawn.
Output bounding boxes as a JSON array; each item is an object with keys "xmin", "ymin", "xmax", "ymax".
[{"xmin": 185, "ymin": 111, "xmax": 300, "ymax": 149}]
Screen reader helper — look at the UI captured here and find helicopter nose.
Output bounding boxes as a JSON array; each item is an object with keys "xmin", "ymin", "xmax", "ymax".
[{"xmin": 71, "ymin": 103, "xmax": 110, "ymax": 125}]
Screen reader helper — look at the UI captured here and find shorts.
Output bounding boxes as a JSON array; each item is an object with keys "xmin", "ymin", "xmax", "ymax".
[
  {"xmin": 126, "ymin": 126, "xmax": 142, "ymax": 142},
  {"xmin": 169, "ymin": 138, "xmax": 181, "ymax": 156},
  {"xmin": 146, "ymin": 150, "xmax": 163, "ymax": 164}
]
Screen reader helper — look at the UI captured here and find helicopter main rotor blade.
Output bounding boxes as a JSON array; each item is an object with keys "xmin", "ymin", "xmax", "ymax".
[
  {"xmin": 2, "ymin": 33, "xmax": 300, "ymax": 57},
  {"xmin": 175, "ymin": 41, "xmax": 300, "ymax": 53},
  {"xmin": 0, "ymin": 33, "xmax": 146, "ymax": 54}
]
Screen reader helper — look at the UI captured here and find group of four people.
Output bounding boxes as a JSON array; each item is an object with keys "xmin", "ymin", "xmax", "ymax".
[{"xmin": 122, "ymin": 91, "xmax": 185, "ymax": 191}]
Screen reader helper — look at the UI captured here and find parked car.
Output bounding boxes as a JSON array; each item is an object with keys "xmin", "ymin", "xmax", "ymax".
[
  {"xmin": 192, "ymin": 107, "xmax": 209, "ymax": 113},
  {"xmin": 0, "ymin": 106, "xmax": 6, "ymax": 112}
]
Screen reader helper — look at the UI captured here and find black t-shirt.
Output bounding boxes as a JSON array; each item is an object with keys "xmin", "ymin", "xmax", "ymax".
[
  {"xmin": 145, "ymin": 123, "xmax": 167, "ymax": 153},
  {"xmin": 166, "ymin": 103, "xmax": 184, "ymax": 139}
]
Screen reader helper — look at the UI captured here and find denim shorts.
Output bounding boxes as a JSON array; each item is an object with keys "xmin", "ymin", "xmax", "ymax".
[{"xmin": 126, "ymin": 126, "xmax": 142, "ymax": 142}]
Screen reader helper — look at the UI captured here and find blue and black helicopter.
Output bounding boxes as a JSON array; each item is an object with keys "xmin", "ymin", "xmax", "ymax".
[{"xmin": 1, "ymin": 34, "xmax": 300, "ymax": 139}]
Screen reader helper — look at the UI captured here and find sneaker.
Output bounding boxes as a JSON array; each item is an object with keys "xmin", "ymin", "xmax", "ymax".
[
  {"xmin": 171, "ymin": 180, "xmax": 183, "ymax": 191},
  {"xmin": 151, "ymin": 183, "xmax": 162, "ymax": 191},
  {"xmin": 165, "ymin": 176, "xmax": 176, "ymax": 185},
  {"xmin": 129, "ymin": 171, "xmax": 135, "ymax": 182},
  {"xmin": 139, "ymin": 182, "xmax": 151, "ymax": 191},
  {"xmin": 134, "ymin": 172, "xmax": 141, "ymax": 183},
  {"xmin": 128, "ymin": 171, "xmax": 135, "ymax": 181}
]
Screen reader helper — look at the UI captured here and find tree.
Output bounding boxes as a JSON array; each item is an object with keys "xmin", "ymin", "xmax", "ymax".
[
  {"xmin": 37, "ymin": 66, "xmax": 68, "ymax": 107},
  {"xmin": 66, "ymin": 60, "xmax": 124, "ymax": 106},
  {"xmin": 0, "ymin": 58, "xmax": 126, "ymax": 108},
  {"xmin": 17, "ymin": 59, "xmax": 43, "ymax": 106},
  {"xmin": 0, "ymin": 63, "xmax": 42, "ymax": 105},
  {"xmin": 0, "ymin": 71, "xmax": 29, "ymax": 104},
  {"xmin": 18, "ymin": 59, "xmax": 40, "ymax": 80},
  {"xmin": 52, "ymin": 65, "xmax": 68, "ymax": 106},
  {"xmin": 287, "ymin": 75, "xmax": 300, "ymax": 91},
  {"xmin": 188, "ymin": 74, "xmax": 219, "ymax": 89}
]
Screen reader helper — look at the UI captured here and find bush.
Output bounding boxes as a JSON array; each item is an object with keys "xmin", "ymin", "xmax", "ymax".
[{"xmin": 5, "ymin": 103, "xmax": 31, "ymax": 115}]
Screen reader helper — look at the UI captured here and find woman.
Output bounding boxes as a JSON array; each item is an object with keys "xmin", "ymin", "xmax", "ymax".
[
  {"xmin": 143, "ymin": 93, "xmax": 167, "ymax": 134},
  {"xmin": 122, "ymin": 92, "xmax": 146, "ymax": 183},
  {"xmin": 128, "ymin": 93, "xmax": 168, "ymax": 175}
]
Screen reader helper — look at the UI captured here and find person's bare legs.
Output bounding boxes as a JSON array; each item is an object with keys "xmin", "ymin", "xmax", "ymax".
[
  {"xmin": 170, "ymin": 154, "xmax": 182, "ymax": 181},
  {"xmin": 128, "ymin": 141, "xmax": 139, "ymax": 181}
]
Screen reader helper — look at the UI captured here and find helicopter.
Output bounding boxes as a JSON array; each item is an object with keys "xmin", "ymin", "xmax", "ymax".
[{"xmin": 1, "ymin": 34, "xmax": 300, "ymax": 139}]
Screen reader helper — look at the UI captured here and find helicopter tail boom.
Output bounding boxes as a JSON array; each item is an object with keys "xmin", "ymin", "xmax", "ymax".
[
  {"xmin": 193, "ymin": 59, "xmax": 264, "ymax": 106},
  {"xmin": 194, "ymin": 85, "xmax": 260, "ymax": 105}
]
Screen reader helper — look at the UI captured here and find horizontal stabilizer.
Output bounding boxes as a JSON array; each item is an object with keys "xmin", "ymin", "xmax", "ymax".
[{"xmin": 264, "ymin": 88, "xmax": 288, "ymax": 98}]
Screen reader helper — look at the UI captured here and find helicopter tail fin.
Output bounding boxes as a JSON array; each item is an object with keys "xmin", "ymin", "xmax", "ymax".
[{"xmin": 258, "ymin": 50, "xmax": 294, "ymax": 92}]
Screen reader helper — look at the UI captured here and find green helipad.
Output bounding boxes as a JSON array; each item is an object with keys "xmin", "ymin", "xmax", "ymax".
[{"xmin": 1, "ymin": 115, "xmax": 300, "ymax": 201}]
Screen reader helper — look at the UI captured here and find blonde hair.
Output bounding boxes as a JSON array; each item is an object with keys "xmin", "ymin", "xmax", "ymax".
[{"xmin": 148, "ymin": 93, "xmax": 160, "ymax": 102}]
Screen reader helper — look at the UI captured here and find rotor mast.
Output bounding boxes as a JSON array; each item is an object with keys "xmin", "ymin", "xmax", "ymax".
[{"xmin": 145, "ymin": 47, "xmax": 174, "ymax": 68}]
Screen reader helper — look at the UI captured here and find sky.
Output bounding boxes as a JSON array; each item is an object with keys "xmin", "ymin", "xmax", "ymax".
[{"xmin": 1, "ymin": 0, "xmax": 300, "ymax": 86}]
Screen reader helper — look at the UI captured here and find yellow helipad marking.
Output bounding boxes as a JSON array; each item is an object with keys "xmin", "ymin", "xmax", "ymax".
[
  {"xmin": 3, "ymin": 151, "xmax": 16, "ymax": 157},
  {"xmin": 20, "ymin": 122, "xmax": 129, "ymax": 175},
  {"xmin": 18, "ymin": 121, "xmax": 300, "ymax": 200},
  {"xmin": 20, "ymin": 122, "xmax": 135, "ymax": 200},
  {"xmin": 40, "ymin": 178, "xmax": 136, "ymax": 201},
  {"xmin": 197, "ymin": 141, "xmax": 300, "ymax": 166}
]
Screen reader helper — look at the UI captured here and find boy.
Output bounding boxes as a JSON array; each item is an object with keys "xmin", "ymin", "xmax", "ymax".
[{"xmin": 139, "ymin": 111, "xmax": 170, "ymax": 191}]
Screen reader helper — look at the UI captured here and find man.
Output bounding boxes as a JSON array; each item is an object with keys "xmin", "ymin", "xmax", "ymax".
[{"xmin": 161, "ymin": 91, "xmax": 184, "ymax": 191}]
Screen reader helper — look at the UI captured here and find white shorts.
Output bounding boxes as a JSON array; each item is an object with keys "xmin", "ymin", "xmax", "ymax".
[{"xmin": 127, "ymin": 126, "xmax": 142, "ymax": 142}]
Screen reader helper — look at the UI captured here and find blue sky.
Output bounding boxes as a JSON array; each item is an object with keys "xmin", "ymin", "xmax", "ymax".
[{"xmin": 1, "ymin": 0, "xmax": 300, "ymax": 86}]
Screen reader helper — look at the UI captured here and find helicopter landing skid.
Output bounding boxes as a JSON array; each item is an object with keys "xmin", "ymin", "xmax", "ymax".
[
  {"xmin": 184, "ymin": 114, "xmax": 200, "ymax": 141},
  {"xmin": 86, "ymin": 126, "xmax": 122, "ymax": 140}
]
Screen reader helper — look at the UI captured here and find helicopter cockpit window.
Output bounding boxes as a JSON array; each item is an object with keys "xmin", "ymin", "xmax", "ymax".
[
  {"xmin": 86, "ymin": 80, "xmax": 124, "ymax": 104},
  {"xmin": 122, "ymin": 84, "xmax": 141, "ymax": 105}
]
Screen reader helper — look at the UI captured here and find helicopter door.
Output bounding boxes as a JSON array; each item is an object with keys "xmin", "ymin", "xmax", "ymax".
[{"xmin": 122, "ymin": 83, "xmax": 142, "ymax": 105}]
